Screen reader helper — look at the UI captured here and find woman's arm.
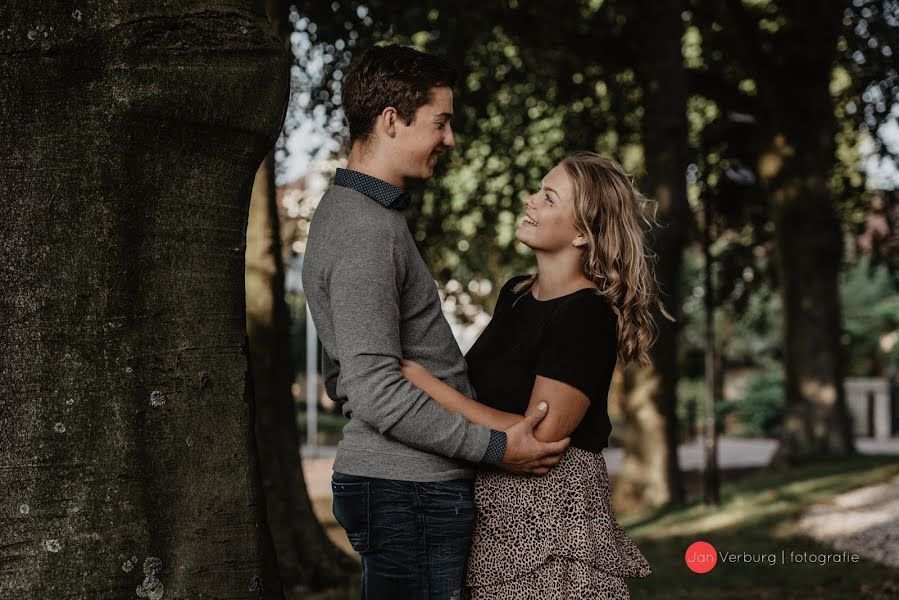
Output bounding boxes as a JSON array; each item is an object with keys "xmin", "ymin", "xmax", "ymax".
[
  {"xmin": 525, "ymin": 376, "xmax": 591, "ymax": 443},
  {"xmin": 401, "ymin": 360, "xmax": 523, "ymax": 431}
]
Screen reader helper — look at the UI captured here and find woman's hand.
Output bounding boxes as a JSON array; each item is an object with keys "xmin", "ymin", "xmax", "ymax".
[{"xmin": 401, "ymin": 359, "xmax": 429, "ymax": 385}]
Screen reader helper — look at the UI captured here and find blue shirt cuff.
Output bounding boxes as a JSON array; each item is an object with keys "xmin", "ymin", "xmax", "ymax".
[{"xmin": 481, "ymin": 430, "xmax": 507, "ymax": 465}]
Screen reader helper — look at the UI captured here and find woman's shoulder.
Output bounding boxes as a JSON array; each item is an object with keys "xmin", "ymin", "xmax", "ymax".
[
  {"xmin": 502, "ymin": 274, "xmax": 531, "ymax": 291},
  {"xmin": 554, "ymin": 289, "xmax": 617, "ymax": 328},
  {"xmin": 497, "ymin": 274, "xmax": 532, "ymax": 300}
]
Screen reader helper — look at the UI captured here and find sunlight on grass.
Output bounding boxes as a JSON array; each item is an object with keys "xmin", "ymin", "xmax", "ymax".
[
  {"xmin": 623, "ymin": 457, "xmax": 899, "ymax": 539},
  {"xmin": 620, "ymin": 455, "xmax": 899, "ymax": 600}
]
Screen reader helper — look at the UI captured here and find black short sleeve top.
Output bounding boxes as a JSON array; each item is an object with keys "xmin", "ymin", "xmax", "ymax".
[{"xmin": 465, "ymin": 275, "xmax": 619, "ymax": 453}]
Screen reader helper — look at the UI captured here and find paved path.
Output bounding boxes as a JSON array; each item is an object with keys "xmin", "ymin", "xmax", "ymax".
[
  {"xmin": 796, "ymin": 473, "xmax": 899, "ymax": 568},
  {"xmin": 300, "ymin": 436, "xmax": 899, "ymax": 500}
]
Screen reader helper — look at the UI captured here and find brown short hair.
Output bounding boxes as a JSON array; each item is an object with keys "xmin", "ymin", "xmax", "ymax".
[{"xmin": 342, "ymin": 45, "xmax": 457, "ymax": 143}]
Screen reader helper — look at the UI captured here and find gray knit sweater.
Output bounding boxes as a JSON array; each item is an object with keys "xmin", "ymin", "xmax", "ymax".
[{"xmin": 301, "ymin": 184, "xmax": 491, "ymax": 481}]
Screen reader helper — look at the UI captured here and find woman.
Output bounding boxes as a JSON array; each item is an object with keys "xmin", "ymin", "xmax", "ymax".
[{"xmin": 401, "ymin": 152, "xmax": 669, "ymax": 599}]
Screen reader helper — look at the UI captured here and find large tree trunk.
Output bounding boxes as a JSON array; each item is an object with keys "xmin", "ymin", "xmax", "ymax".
[
  {"xmin": 765, "ymin": 2, "xmax": 856, "ymax": 463},
  {"xmin": 249, "ymin": 2, "xmax": 358, "ymax": 593},
  {"xmin": 614, "ymin": 0, "xmax": 689, "ymax": 511},
  {"xmin": 246, "ymin": 153, "xmax": 357, "ymax": 593},
  {"xmin": 0, "ymin": 2, "xmax": 289, "ymax": 597}
]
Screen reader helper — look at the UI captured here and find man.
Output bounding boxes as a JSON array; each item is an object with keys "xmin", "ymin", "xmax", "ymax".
[{"xmin": 302, "ymin": 45, "xmax": 569, "ymax": 599}]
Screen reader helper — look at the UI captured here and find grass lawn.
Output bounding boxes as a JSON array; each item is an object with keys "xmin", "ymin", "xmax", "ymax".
[
  {"xmin": 305, "ymin": 454, "xmax": 899, "ymax": 599},
  {"xmin": 624, "ymin": 454, "xmax": 899, "ymax": 599}
]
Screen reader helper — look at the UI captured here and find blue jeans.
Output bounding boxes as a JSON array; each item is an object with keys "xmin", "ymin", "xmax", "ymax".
[{"xmin": 331, "ymin": 472, "xmax": 476, "ymax": 600}]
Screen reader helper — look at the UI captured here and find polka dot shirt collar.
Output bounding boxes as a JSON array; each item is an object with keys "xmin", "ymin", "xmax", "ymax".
[{"xmin": 333, "ymin": 168, "xmax": 412, "ymax": 211}]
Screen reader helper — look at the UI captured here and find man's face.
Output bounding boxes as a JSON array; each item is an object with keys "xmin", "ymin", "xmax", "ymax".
[{"xmin": 392, "ymin": 86, "xmax": 456, "ymax": 180}]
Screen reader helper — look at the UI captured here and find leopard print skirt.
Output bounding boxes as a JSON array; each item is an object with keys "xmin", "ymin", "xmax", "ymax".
[{"xmin": 463, "ymin": 447, "xmax": 651, "ymax": 599}]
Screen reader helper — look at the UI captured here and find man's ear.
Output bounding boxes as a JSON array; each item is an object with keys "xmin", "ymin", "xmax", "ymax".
[{"xmin": 380, "ymin": 106, "xmax": 399, "ymax": 138}]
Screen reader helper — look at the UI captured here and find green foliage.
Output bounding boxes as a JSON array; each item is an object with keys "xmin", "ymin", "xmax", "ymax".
[
  {"xmin": 718, "ymin": 286, "xmax": 782, "ymax": 366},
  {"xmin": 389, "ymin": 4, "xmax": 646, "ymax": 300},
  {"xmin": 675, "ymin": 376, "xmax": 738, "ymax": 437},
  {"xmin": 840, "ymin": 254, "xmax": 899, "ymax": 376},
  {"xmin": 835, "ymin": 0, "xmax": 899, "ymax": 166},
  {"xmin": 731, "ymin": 369, "xmax": 785, "ymax": 437},
  {"xmin": 291, "ymin": 0, "xmax": 650, "ymax": 314},
  {"xmin": 675, "ymin": 377, "xmax": 703, "ymax": 437},
  {"xmin": 678, "ymin": 245, "xmax": 783, "ymax": 377}
]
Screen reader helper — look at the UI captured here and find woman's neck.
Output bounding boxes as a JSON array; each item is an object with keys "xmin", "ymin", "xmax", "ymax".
[{"xmin": 532, "ymin": 250, "xmax": 595, "ymax": 300}]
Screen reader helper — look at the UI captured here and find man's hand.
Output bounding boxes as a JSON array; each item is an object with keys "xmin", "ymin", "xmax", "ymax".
[{"xmin": 499, "ymin": 402, "xmax": 569, "ymax": 475}]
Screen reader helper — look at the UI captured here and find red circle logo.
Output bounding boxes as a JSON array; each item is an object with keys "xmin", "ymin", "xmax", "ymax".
[{"xmin": 685, "ymin": 541, "xmax": 717, "ymax": 573}]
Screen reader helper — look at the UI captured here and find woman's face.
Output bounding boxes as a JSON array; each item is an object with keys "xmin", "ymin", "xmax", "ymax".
[{"xmin": 516, "ymin": 163, "xmax": 583, "ymax": 252}]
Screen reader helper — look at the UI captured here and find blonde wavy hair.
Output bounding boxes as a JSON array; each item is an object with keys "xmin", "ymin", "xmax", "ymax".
[{"xmin": 513, "ymin": 152, "xmax": 673, "ymax": 365}]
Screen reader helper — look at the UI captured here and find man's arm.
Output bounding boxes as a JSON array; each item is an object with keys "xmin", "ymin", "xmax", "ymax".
[
  {"xmin": 321, "ymin": 345, "xmax": 340, "ymax": 403},
  {"xmin": 327, "ymin": 226, "xmax": 491, "ymax": 462}
]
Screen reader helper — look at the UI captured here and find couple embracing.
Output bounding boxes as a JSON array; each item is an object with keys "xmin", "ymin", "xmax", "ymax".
[{"xmin": 302, "ymin": 44, "xmax": 662, "ymax": 600}]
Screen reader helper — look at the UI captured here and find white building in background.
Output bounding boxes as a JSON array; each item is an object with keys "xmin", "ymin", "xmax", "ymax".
[{"xmin": 846, "ymin": 378, "xmax": 897, "ymax": 440}]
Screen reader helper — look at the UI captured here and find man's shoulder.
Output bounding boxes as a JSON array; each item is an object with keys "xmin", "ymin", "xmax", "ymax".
[
  {"xmin": 314, "ymin": 185, "xmax": 406, "ymax": 240},
  {"xmin": 326, "ymin": 185, "xmax": 407, "ymax": 223},
  {"xmin": 310, "ymin": 185, "xmax": 412, "ymax": 255}
]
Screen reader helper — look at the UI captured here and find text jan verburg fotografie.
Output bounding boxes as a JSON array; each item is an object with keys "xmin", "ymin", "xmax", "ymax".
[{"xmin": 689, "ymin": 550, "xmax": 861, "ymax": 566}]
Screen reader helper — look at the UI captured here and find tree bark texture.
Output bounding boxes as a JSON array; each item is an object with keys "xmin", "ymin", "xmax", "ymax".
[{"xmin": 0, "ymin": 2, "xmax": 290, "ymax": 597}]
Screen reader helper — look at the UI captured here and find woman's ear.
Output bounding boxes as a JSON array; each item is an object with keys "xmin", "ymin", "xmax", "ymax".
[{"xmin": 572, "ymin": 234, "xmax": 587, "ymax": 248}]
